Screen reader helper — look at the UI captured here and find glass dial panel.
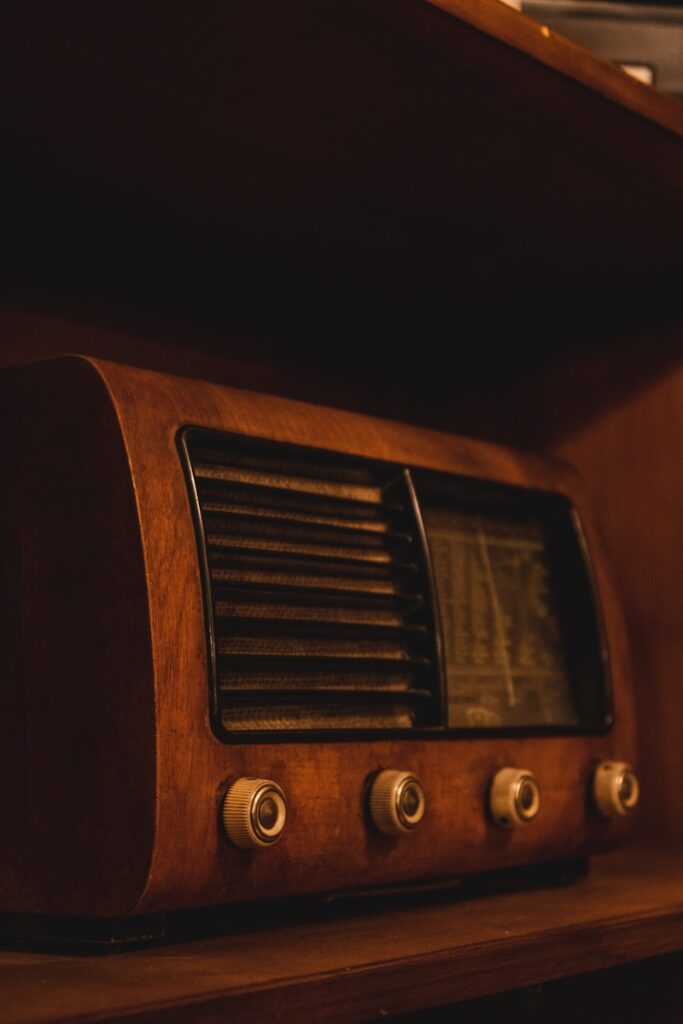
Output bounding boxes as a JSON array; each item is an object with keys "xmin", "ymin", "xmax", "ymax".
[{"xmin": 424, "ymin": 505, "xmax": 580, "ymax": 729}]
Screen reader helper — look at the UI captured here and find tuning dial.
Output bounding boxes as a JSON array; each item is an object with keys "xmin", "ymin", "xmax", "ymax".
[
  {"xmin": 593, "ymin": 761, "xmax": 639, "ymax": 818},
  {"xmin": 222, "ymin": 778, "xmax": 287, "ymax": 849},
  {"xmin": 369, "ymin": 770, "xmax": 426, "ymax": 835},
  {"xmin": 490, "ymin": 768, "xmax": 540, "ymax": 827}
]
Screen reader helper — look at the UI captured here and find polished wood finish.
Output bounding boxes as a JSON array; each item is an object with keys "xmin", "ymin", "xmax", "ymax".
[
  {"xmin": 2, "ymin": 849, "xmax": 681, "ymax": 1023},
  {"xmin": 0, "ymin": 355, "xmax": 637, "ymax": 917},
  {"xmin": 0, "ymin": 360, "xmax": 156, "ymax": 918},
  {"xmin": 552, "ymin": 362, "xmax": 683, "ymax": 846},
  {"xmin": 425, "ymin": 0, "xmax": 683, "ymax": 135}
]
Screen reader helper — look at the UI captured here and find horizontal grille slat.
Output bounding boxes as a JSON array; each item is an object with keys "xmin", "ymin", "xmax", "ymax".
[
  {"xmin": 217, "ymin": 635, "xmax": 421, "ymax": 659},
  {"xmin": 192, "ymin": 446, "xmax": 377, "ymax": 485},
  {"xmin": 212, "ymin": 569, "xmax": 400, "ymax": 596},
  {"xmin": 195, "ymin": 477, "xmax": 402, "ymax": 518},
  {"xmin": 214, "ymin": 617, "xmax": 426, "ymax": 642},
  {"xmin": 202, "ymin": 504, "xmax": 410, "ymax": 541},
  {"xmin": 218, "ymin": 670, "xmax": 416, "ymax": 690},
  {"xmin": 219, "ymin": 686, "xmax": 431, "ymax": 699},
  {"xmin": 221, "ymin": 704, "xmax": 416, "ymax": 731},
  {"xmin": 213, "ymin": 585, "xmax": 424, "ymax": 612},
  {"xmin": 214, "ymin": 601, "xmax": 408, "ymax": 628},
  {"xmin": 194, "ymin": 463, "xmax": 384, "ymax": 504},
  {"xmin": 218, "ymin": 654, "xmax": 430, "ymax": 673},
  {"xmin": 205, "ymin": 534, "xmax": 395, "ymax": 565},
  {"xmin": 213, "ymin": 585, "xmax": 424, "ymax": 611},
  {"xmin": 182, "ymin": 429, "xmax": 442, "ymax": 736},
  {"xmin": 209, "ymin": 550, "xmax": 418, "ymax": 578}
]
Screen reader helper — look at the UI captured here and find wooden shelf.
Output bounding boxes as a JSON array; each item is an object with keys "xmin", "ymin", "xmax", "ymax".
[
  {"xmin": 4, "ymin": 848, "xmax": 683, "ymax": 1023},
  {"xmin": 426, "ymin": 0, "xmax": 683, "ymax": 136},
  {"xmin": 3, "ymin": 1, "xmax": 683, "ymax": 312}
]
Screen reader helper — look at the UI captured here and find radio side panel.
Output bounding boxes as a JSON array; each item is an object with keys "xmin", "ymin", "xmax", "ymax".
[
  {"xmin": 0, "ymin": 357, "xmax": 156, "ymax": 917},
  {"xmin": 98, "ymin": 359, "xmax": 637, "ymax": 915}
]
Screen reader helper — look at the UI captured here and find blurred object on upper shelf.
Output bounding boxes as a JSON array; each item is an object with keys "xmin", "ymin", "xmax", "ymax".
[{"xmin": 519, "ymin": 0, "xmax": 683, "ymax": 97}]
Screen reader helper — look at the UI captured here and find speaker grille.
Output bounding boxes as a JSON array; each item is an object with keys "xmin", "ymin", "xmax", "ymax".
[{"xmin": 181, "ymin": 429, "xmax": 443, "ymax": 738}]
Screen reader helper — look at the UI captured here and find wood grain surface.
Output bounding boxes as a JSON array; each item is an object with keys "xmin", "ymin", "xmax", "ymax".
[
  {"xmin": 1, "ymin": 849, "xmax": 682, "ymax": 1024},
  {"xmin": 553, "ymin": 362, "xmax": 683, "ymax": 847},
  {"xmin": 423, "ymin": 0, "xmax": 683, "ymax": 135},
  {"xmin": 19, "ymin": 355, "xmax": 637, "ymax": 917},
  {"xmin": 0, "ymin": 359, "xmax": 156, "ymax": 918},
  {"xmin": 0, "ymin": 355, "xmax": 639, "ymax": 917}
]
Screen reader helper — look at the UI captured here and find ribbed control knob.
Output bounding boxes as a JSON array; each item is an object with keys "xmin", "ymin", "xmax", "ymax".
[
  {"xmin": 490, "ymin": 768, "xmax": 540, "ymax": 827},
  {"xmin": 369, "ymin": 770, "xmax": 426, "ymax": 835},
  {"xmin": 222, "ymin": 778, "xmax": 287, "ymax": 849},
  {"xmin": 593, "ymin": 761, "xmax": 639, "ymax": 818}
]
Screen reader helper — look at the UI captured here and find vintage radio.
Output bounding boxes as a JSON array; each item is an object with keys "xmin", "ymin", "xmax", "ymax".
[{"xmin": 0, "ymin": 356, "xmax": 638, "ymax": 934}]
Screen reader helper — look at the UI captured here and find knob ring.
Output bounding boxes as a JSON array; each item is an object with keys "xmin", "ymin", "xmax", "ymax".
[
  {"xmin": 249, "ymin": 783, "xmax": 287, "ymax": 844},
  {"xmin": 222, "ymin": 778, "xmax": 287, "ymax": 849},
  {"xmin": 593, "ymin": 761, "xmax": 639, "ymax": 818},
  {"xmin": 369, "ymin": 770, "xmax": 426, "ymax": 835},
  {"xmin": 512, "ymin": 773, "xmax": 541, "ymax": 822},
  {"xmin": 490, "ymin": 767, "xmax": 540, "ymax": 827},
  {"xmin": 394, "ymin": 774, "xmax": 426, "ymax": 831}
]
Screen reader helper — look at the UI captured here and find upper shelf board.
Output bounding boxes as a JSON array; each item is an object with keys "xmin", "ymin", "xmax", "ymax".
[{"xmin": 2, "ymin": 0, "xmax": 683, "ymax": 309}]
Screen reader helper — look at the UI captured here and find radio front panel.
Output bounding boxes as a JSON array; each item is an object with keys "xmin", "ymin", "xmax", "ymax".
[
  {"xmin": 0, "ymin": 357, "xmax": 638, "ymax": 920},
  {"xmin": 180, "ymin": 428, "xmax": 612, "ymax": 743}
]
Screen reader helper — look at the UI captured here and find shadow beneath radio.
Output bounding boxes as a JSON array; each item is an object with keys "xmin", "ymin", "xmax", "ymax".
[{"xmin": 0, "ymin": 857, "xmax": 588, "ymax": 956}]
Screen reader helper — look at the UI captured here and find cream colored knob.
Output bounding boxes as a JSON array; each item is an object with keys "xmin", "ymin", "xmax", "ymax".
[
  {"xmin": 593, "ymin": 761, "xmax": 639, "ymax": 818},
  {"xmin": 369, "ymin": 770, "xmax": 426, "ymax": 835},
  {"xmin": 490, "ymin": 768, "xmax": 540, "ymax": 827},
  {"xmin": 222, "ymin": 778, "xmax": 287, "ymax": 849}
]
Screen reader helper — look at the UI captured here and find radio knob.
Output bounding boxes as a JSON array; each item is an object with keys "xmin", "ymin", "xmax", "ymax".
[
  {"xmin": 222, "ymin": 778, "xmax": 287, "ymax": 849},
  {"xmin": 490, "ymin": 767, "xmax": 540, "ymax": 827},
  {"xmin": 593, "ymin": 761, "xmax": 640, "ymax": 818},
  {"xmin": 369, "ymin": 770, "xmax": 426, "ymax": 835}
]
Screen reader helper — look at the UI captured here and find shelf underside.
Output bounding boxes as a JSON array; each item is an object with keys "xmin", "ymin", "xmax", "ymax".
[{"xmin": 2, "ymin": 0, "xmax": 683, "ymax": 312}]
